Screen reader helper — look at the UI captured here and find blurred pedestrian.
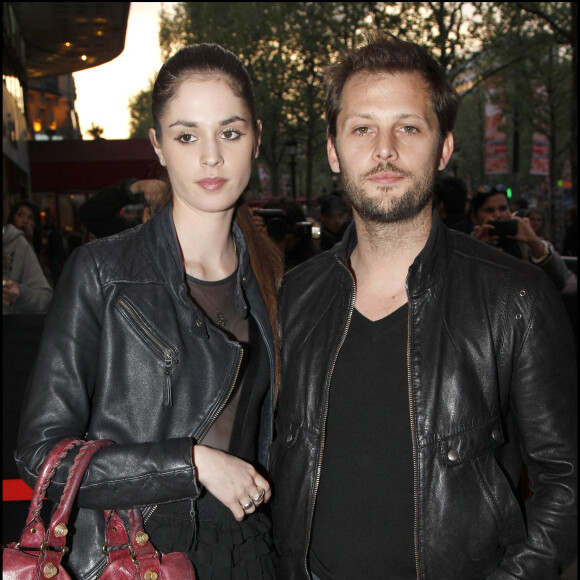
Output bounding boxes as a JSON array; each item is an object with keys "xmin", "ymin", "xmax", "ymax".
[
  {"xmin": 3, "ymin": 224, "xmax": 53, "ymax": 315},
  {"xmin": 470, "ymin": 186, "xmax": 568, "ymax": 290},
  {"xmin": 7, "ymin": 200, "xmax": 43, "ymax": 256},
  {"xmin": 254, "ymin": 197, "xmax": 321, "ymax": 270},
  {"xmin": 271, "ymin": 32, "xmax": 576, "ymax": 580},
  {"xmin": 15, "ymin": 43, "xmax": 283, "ymax": 580},
  {"xmin": 44, "ymin": 214, "xmax": 68, "ymax": 287},
  {"xmin": 433, "ymin": 175, "xmax": 472, "ymax": 234},
  {"xmin": 319, "ymin": 194, "xmax": 349, "ymax": 250},
  {"xmin": 78, "ymin": 178, "xmax": 168, "ymax": 238},
  {"xmin": 525, "ymin": 208, "xmax": 550, "ymax": 240}
]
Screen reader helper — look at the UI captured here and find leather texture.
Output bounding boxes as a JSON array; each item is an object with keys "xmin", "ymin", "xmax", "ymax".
[
  {"xmin": 13, "ymin": 203, "xmax": 275, "ymax": 579},
  {"xmin": 271, "ymin": 212, "xmax": 577, "ymax": 579},
  {"xmin": 100, "ymin": 509, "xmax": 195, "ymax": 580},
  {"xmin": 3, "ymin": 438, "xmax": 109, "ymax": 580}
]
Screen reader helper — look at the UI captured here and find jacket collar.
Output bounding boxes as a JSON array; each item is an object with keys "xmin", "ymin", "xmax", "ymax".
[
  {"xmin": 334, "ymin": 208, "xmax": 451, "ymax": 297},
  {"xmin": 143, "ymin": 201, "xmax": 251, "ymax": 322}
]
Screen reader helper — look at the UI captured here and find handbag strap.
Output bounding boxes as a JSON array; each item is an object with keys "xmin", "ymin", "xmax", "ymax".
[
  {"xmin": 45, "ymin": 439, "xmax": 114, "ymax": 552},
  {"xmin": 25, "ymin": 437, "xmax": 84, "ymax": 524}
]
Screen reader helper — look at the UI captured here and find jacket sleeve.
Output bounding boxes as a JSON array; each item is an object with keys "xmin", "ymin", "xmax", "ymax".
[
  {"xmin": 528, "ymin": 241, "xmax": 569, "ymax": 292},
  {"xmin": 7, "ymin": 236, "xmax": 53, "ymax": 315},
  {"xmin": 489, "ymin": 276, "xmax": 577, "ymax": 579},
  {"xmin": 14, "ymin": 244, "xmax": 201, "ymax": 510}
]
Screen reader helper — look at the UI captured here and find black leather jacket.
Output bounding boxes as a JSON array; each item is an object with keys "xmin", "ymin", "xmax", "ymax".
[
  {"xmin": 271, "ymin": 212, "xmax": 577, "ymax": 579},
  {"xmin": 15, "ymin": 202, "xmax": 276, "ymax": 580}
]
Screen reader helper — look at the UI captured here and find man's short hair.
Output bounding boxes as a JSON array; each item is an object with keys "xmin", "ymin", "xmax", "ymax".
[{"xmin": 323, "ymin": 32, "xmax": 459, "ymax": 143}]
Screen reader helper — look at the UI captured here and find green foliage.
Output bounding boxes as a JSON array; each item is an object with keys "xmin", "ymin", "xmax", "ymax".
[
  {"xmin": 128, "ymin": 77, "xmax": 156, "ymax": 139},
  {"xmin": 127, "ymin": 2, "xmax": 576, "ymax": 207}
]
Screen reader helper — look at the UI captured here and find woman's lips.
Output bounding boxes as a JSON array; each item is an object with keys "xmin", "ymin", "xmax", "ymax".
[{"xmin": 196, "ymin": 177, "xmax": 228, "ymax": 191}]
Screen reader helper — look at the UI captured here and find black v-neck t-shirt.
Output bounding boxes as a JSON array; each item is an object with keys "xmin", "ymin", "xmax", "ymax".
[{"xmin": 310, "ymin": 304, "xmax": 415, "ymax": 579}]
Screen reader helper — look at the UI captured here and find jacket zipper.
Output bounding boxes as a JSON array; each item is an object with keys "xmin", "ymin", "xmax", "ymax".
[
  {"xmin": 406, "ymin": 286, "xmax": 420, "ymax": 580},
  {"xmin": 117, "ymin": 297, "xmax": 177, "ymax": 406},
  {"xmin": 304, "ymin": 261, "xmax": 356, "ymax": 577},
  {"xmin": 198, "ymin": 346, "xmax": 244, "ymax": 443}
]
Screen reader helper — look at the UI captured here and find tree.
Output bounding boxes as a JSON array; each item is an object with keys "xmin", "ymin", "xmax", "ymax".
[
  {"xmin": 128, "ymin": 77, "xmax": 156, "ymax": 139},
  {"xmin": 87, "ymin": 123, "xmax": 104, "ymax": 140}
]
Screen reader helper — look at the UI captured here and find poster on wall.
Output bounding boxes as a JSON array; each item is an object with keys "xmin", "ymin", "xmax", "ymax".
[{"xmin": 484, "ymin": 90, "xmax": 508, "ymax": 175}]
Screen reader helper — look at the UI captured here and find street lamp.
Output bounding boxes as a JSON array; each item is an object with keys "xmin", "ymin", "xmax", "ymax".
[{"xmin": 286, "ymin": 137, "xmax": 298, "ymax": 199}]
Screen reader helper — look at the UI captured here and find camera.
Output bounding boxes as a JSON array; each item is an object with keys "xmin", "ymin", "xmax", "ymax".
[
  {"xmin": 252, "ymin": 208, "xmax": 312, "ymax": 242},
  {"xmin": 490, "ymin": 219, "xmax": 518, "ymax": 239}
]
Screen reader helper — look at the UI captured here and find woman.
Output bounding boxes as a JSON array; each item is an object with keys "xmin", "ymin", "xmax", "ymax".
[
  {"xmin": 15, "ymin": 44, "xmax": 283, "ymax": 579},
  {"xmin": 525, "ymin": 208, "xmax": 550, "ymax": 241},
  {"xmin": 7, "ymin": 200, "xmax": 43, "ymax": 255}
]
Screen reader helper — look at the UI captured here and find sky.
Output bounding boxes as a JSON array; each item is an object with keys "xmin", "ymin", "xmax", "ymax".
[{"xmin": 73, "ymin": 2, "xmax": 179, "ymax": 140}]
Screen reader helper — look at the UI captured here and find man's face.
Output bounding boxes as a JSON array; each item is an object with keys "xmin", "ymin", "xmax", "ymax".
[
  {"xmin": 327, "ymin": 71, "xmax": 453, "ymax": 224},
  {"xmin": 474, "ymin": 193, "xmax": 511, "ymax": 226},
  {"xmin": 321, "ymin": 209, "xmax": 348, "ymax": 234}
]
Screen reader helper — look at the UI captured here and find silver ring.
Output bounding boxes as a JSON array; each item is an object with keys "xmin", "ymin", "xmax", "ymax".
[
  {"xmin": 241, "ymin": 499, "xmax": 253, "ymax": 510},
  {"xmin": 251, "ymin": 488, "xmax": 265, "ymax": 503}
]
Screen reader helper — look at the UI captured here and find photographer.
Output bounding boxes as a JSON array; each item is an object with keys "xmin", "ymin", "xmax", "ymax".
[
  {"xmin": 252, "ymin": 198, "xmax": 320, "ymax": 271},
  {"xmin": 470, "ymin": 185, "xmax": 568, "ymax": 290},
  {"xmin": 78, "ymin": 178, "xmax": 167, "ymax": 239}
]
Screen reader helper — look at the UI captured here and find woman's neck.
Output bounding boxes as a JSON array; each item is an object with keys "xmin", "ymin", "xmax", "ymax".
[{"xmin": 172, "ymin": 203, "xmax": 237, "ymax": 282}]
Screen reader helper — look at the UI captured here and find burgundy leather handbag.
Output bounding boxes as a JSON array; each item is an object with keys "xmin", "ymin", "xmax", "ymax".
[{"xmin": 3, "ymin": 437, "xmax": 195, "ymax": 580}]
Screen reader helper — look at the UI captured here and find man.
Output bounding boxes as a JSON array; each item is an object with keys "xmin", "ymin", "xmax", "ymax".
[
  {"xmin": 470, "ymin": 185, "xmax": 568, "ymax": 291},
  {"xmin": 78, "ymin": 178, "xmax": 167, "ymax": 238},
  {"xmin": 319, "ymin": 194, "xmax": 350, "ymax": 250},
  {"xmin": 433, "ymin": 175, "xmax": 472, "ymax": 234},
  {"xmin": 270, "ymin": 33, "xmax": 577, "ymax": 579}
]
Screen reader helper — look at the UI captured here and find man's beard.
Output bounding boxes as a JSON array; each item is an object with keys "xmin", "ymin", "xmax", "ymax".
[{"xmin": 341, "ymin": 159, "xmax": 437, "ymax": 224}]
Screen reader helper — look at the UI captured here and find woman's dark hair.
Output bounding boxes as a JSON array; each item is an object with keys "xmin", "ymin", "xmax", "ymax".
[
  {"xmin": 7, "ymin": 200, "xmax": 43, "ymax": 254},
  {"xmin": 151, "ymin": 43, "xmax": 284, "ymax": 399},
  {"xmin": 324, "ymin": 32, "xmax": 459, "ymax": 145}
]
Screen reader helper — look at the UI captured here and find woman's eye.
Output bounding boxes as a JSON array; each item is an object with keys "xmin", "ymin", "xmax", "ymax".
[
  {"xmin": 176, "ymin": 133, "xmax": 196, "ymax": 144},
  {"xmin": 222, "ymin": 128, "xmax": 242, "ymax": 140}
]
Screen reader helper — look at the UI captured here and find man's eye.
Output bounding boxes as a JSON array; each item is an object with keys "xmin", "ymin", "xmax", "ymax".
[
  {"xmin": 400, "ymin": 126, "xmax": 418, "ymax": 134},
  {"xmin": 354, "ymin": 127, "xmax": 369, "ymax": 135}
]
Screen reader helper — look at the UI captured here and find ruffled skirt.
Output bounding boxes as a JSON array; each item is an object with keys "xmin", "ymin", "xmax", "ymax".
[{"xmin": 145, "ymin": 496, "xmax": 276, "ymax": 580}]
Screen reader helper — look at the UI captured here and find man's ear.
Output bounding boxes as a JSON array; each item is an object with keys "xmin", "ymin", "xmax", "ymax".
[
  {"xmin": 327, "ymin": 136, "xmax": 341, "ymax": 173},
  {"xmin": 438, "ymin": 132, "xmax": 454, "ymax": 170},
  {"xmin": 149, "ymin": 128, "xmax": 166, "ymax": 167}
]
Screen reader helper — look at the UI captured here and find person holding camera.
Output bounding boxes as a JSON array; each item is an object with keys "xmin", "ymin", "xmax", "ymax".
[
  {"xmin": 78, "ymin": 178, "xmax": 168, "ymax": 239},
  {"xmin": 470, "ymin": 186, "xmax": 568, "ymax": 290}
]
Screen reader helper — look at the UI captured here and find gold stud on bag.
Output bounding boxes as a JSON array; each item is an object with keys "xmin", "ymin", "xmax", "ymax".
[
  {"xmin": 3, "ymin": 438, "xmax": 196, "ymax": 580},
  {"xmin": 136, "ymin": 530, "xmax": 149, "ymax": 546},
  {"xmin": 53, "ymin": 523, "xmax": 68, "ymax": 537},
  {"xmin": 43, "ymin": 562, "xmax": 58, "ymax": 578}
]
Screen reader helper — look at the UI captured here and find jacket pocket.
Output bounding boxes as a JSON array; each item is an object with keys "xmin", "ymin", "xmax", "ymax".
[
  {"xmin": 439, "ymin": 416, "xmax": 526, "ymax": 546},
  {"xmin": 115, "ymin": 296, "xmax": 179, "ymax": 406}
]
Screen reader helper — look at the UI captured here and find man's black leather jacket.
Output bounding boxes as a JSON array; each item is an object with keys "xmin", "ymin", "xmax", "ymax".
[
  {"xmin": 271, "ymin": 212, "xmax": 577, "ymax": 579},
  {"xmin": 14, "ymin": 202, "xmax": 276, "ymax": 580}
]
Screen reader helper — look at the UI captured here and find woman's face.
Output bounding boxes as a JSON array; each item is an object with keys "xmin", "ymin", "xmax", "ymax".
[
  {"xmin": 12, "ymin": 206, "xmax": 35, "ymax": 238},
  {"xmin": 149, "ymin": 76, "xmax": 261, "ymax": 216}
]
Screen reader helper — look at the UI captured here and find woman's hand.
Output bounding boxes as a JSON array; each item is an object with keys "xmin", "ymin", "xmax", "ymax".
[
  {"xmin": 193, "ymin": 445, "xmax": 271, "ymax": 521},
  {"xmin": 3, "ymin": 279, "xmax": 20, "ymax": 307}
]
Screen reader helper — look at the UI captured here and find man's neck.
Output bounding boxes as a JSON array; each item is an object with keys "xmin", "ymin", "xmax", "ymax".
[{"xmin": 349, "ymin": 208, "xmax": 432, "ymax": 321}]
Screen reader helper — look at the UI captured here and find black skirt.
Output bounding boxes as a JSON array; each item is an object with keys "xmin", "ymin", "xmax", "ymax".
[{"xmin": 145, "ymin": 493, "xmax": 277, "ymax": 580}]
